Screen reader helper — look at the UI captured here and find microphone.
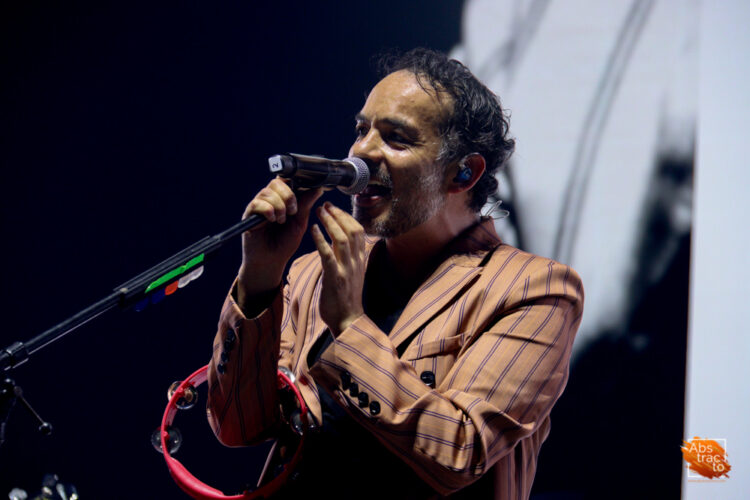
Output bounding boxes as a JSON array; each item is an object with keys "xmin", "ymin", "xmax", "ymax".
[{"xmin": 268, "ymin": 153, "xmax": 370, "ymax": 195}]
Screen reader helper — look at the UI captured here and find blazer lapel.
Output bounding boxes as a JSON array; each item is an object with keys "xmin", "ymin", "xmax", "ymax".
[
  {"xmin": 388, "ymin": 218, "xmax": 502, "ymax": 352},
  {"xmin": 388, "ymin": 260, "xmax": 482, "ymax": 351}
]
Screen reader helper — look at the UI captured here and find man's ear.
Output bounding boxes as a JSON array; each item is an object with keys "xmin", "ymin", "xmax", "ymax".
[{"xmin": 447, "ymin": 153, "xmax": 486, "ymax": 193}]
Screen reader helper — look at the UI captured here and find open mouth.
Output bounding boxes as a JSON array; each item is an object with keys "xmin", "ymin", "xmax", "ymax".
[{"xmin": 354, "ymin": 184, "xmax": 391, "ymax": 207}]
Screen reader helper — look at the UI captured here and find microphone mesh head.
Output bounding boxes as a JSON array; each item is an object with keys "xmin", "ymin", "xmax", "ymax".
[{"xmin": 338, "ymin": 157, "xmax": 370, "ymax": 195}]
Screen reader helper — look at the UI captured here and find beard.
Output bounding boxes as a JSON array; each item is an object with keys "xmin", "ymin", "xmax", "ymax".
[{"xmin": 353, "ymin": 165, "xmax": 446, "ymax": 238}]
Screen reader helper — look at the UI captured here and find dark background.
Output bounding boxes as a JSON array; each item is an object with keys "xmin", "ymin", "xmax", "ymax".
[{"xmin": 0, "ymin": 2, "xmax": 463, "ymax": 497}]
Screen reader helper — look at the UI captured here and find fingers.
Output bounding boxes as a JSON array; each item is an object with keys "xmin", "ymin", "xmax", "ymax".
[
  {"xmin": 311, "ymin": 223, "xmax": 334, "ymax": 263},
  {"xmin": 311, "ymin": 204, "xmax": 367, "ymax": 337},
  {"xmin": 314, "ymin": 202, "xmax": 365, "ymax": 260},
  {"xmin": 316, "ymin": 204, "xmax": 351, "ymax": 260},
  {"xmin": 318, "ymin": 202, "xmax": 365, "ymax": 241},
  {"xmin": 243, "ymin": 178, "xmax": 297, "ymax": 224},
  {"xmin": 326, "ymin": 202, "xmax": 365, "ymax": 240}
]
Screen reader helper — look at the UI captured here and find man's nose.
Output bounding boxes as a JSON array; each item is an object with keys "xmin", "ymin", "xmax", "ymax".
[{"xmin": 350, "ymin": 130, "xmax": 383, "ymax": 164}]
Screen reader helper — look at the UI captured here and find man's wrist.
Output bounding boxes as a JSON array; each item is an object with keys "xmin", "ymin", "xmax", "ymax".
[
  {"xmin": 238, "ymin": 263, "xmax": 283, "ymax": 293},
  {"xmin": 236, "ymin": 264, "xmax": 284, "ymax": 316}
]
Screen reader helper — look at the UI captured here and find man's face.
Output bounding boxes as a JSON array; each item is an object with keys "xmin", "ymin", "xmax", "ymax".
[{"xmin": 349, "ymin": 70, "xmax": 450, "ymax": 238}]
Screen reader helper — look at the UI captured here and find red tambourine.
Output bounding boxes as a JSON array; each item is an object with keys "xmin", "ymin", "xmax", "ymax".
[{"xmin": 158, "ymin": 365, "xmax": 308, "ymax": 499}]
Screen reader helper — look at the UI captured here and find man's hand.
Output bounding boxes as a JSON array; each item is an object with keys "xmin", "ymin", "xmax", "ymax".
[
  {"xmin": 311, "ymin": 202, "xmax": 367, "ymax": 336},
  {"xmin": 238, "ymin": 179, "xmax": 322, "ymax": 305}
]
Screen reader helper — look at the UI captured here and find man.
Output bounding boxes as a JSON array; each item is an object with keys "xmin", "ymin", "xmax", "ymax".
[{"xmin": 207, "ymin": 48, "xmax": 583, "ymax": 499}]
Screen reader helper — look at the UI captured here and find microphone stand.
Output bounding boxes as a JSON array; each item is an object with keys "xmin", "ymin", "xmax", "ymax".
[
  {"xmin": 0, "ymin": 212, "xmax": 265, "ymax": 446},
  {"xmin": 0, "ymin": 213, "xmax": 265, "ymax": 373}
]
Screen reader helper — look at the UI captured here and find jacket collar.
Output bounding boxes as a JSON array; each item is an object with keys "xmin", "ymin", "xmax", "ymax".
[{"xmin": 365, "ymin": 217, "xmax": 502, "ymax": 349}]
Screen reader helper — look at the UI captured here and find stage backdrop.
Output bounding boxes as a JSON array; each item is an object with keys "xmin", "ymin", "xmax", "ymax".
[{"xmin": 453, "ymin": 1, "xmax": 696, "ymax": 498}]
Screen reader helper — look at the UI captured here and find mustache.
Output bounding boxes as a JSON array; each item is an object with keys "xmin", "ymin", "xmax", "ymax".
[{"xmin": 369, "ymin": 166, "xmax": 393, "ymax": 189}]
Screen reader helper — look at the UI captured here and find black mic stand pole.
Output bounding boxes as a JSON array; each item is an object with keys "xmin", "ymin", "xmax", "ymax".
[
  {"xmin": 0, "ymin": 213, "xmax": 267, "ymax": 373},
  {"xmin": 0, "ymin": 212, "xmax": 267, "ymax": 446}
]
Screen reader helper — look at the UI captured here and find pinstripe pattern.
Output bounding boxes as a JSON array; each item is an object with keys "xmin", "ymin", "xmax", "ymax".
[{"xmin": 207, "ymin": 218, "xmax": 583, "ymax": 498}]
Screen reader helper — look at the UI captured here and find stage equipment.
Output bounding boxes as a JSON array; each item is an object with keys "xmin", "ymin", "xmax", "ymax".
[
  {"xmin": 268, "ymin": 154, "xmax": 369, "ymax": 195},
  {"xmin": 155, "ymin": 365, "xmax": 308, "ymax": 499}
]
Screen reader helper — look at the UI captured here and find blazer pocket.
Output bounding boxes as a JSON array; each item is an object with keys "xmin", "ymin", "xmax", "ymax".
[{"xmin": 405, "ymin": 334, "xmax": 465, "ymax": 361}]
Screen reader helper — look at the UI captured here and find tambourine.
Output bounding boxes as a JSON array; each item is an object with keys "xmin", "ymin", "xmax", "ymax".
[{"xmin": 155, "ymin": 365, "xmax": 308, "ymax": 499}]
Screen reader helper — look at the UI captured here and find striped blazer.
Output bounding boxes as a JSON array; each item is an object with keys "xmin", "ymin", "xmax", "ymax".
[{"xmin": 207, "ymin": 217, "xmax": 584, "ymax": 498}]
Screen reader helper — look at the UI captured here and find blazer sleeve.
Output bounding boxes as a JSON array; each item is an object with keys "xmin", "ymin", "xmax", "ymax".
[
  {"xmin": 308, "ymin": 258, "xmax": 584, "ymax": 495},
  {"xmin": 205, "ymin": 254, "xmax": 313, "ymax": 446},
  {"xmin": 206, "ymin": 252, "xmax": 319, "ymax": 446},
  {"xmin": 205, "ymin": 280, "xmax": 283, "ymax": 446}
]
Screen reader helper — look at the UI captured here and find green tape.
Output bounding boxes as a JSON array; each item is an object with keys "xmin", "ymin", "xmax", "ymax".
[{"xmin": 145, "ymin": 254, "xmax": 205, "ymax": 293}]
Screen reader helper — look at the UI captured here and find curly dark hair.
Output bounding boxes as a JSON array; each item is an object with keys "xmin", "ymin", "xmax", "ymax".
[{"xmin": 378, "ymin": 48, "xmax": 515, "ymax": 212}]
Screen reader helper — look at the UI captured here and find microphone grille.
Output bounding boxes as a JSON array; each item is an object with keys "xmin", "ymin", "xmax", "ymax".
[{"xmin": 338, "ymin": 157, "xmax": 370, "ymax": 195}]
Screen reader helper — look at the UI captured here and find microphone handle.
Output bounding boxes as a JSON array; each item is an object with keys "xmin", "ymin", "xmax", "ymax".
[
  {"xmin": 214, "ymin": 213, "xmax": 266, "ymax": 241},
  {"xmin": 269, "ymin": 153, "xmax": 353, "ymax": 190}
]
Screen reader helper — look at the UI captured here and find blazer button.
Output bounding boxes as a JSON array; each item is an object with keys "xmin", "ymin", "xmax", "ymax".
[
  {"xmin": 305, "ymin": 412, "xmax": 319, "ymax": 432},
  {"xmin": 358, "ymin": 392, "xmax": 369, "ymax": 408},
  {"xmin": 369, "ymin": 401, "xmax": 381, "ymax": 416},
  {"xmin": 349, "ymin": 382, "xmax": 359, "ymax": 398},
  {"xmin": 217, "ymin": 363, "xmax": 226, "ymax": 374},
  {"xmin": 220, "ymin": 351, "xmax": 229, "ymax": 363},
  {"xmin": 420, "ymin": 371, "xmax": 436, "ymax": 388},
  {"xmin": 226, "ymin": 329, "xmax": 236, "ymax": 342},
  {"xmin": 340, "ymin": 371, "xmax": 352, "ymax": 390}
]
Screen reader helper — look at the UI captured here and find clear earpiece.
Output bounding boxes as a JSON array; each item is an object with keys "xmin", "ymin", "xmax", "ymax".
[{"xmin": 482, "ymin": 199, "xmax": 510, "ymax": 219}]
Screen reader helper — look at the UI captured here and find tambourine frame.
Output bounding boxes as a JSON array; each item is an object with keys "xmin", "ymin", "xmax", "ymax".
[{"xmin": 159, "ymin": 365, "xmax": 307, "ymax": 499}]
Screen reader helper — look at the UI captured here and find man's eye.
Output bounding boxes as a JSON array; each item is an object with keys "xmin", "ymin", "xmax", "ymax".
[
  {"xmin": 355, "ymin": 125, "xmax": 368, "ymax": 138},
  {"xmin": 387, "ymin": 133, "xmax": 411, "ymax": 145}
]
